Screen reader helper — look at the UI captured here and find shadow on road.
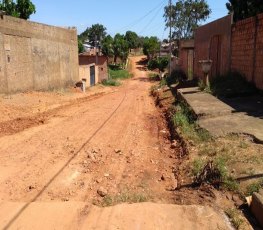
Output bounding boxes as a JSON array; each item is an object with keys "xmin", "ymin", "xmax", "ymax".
[{"xmin": 220, "ymin": 95, "xmax": 263, "ymax": 119}]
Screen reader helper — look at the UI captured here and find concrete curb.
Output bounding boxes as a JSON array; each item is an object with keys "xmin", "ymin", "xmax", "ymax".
[{"xmin": 251, "ymin": 189, "xmax": 263, "ymax": 227}]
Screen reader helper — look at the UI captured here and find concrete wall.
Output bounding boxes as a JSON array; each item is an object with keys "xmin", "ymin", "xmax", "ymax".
[
  {"xmin": 79, "ymin": 55, "xmax": 108, "ymax": 82},
  {"xmin": 79, "ymin": 64, "xmax": 99, "ymax": 88},
  {"xmin": 194, "ymin": 15, "xmax": 232, "ymax": 80},
  {"xmin": 231, "ymin": 13, "xmax": 263, "ymax": 90},
  {"xmin": 0, "ymin": 15, "xmax": 79, "ymax": 94}
]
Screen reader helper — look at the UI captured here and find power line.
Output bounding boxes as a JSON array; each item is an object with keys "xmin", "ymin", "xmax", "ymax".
[
  {"xmin": 115, "ymin": 0, "xmax": 166, "ymax": 34},
  {"xmin": 138, "ymin": 1, "xmax": 166, "ymax": 35}
]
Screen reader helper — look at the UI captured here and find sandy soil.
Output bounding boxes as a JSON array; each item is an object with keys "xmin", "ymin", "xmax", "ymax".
[{"xmin": 0, "ymin": 56, "xmax": 231, "ymax": 229}]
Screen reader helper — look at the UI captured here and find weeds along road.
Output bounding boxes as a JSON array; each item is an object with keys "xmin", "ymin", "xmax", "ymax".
[{"xmin": 0, "ymin": 56, "xmax": 231, "ymax": 229}]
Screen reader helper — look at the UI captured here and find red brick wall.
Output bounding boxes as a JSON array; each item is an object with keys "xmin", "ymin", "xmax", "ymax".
[
  {"xmin": 255, "ymin": 14, "xmax": 263, "ymax": 89},
  {"xmin": 194, "ymin": 15, "xmax": 232, "ymax": 80},
  {"xmin": 231, "ymin": 17, "xmax": 256, "ymax": 82},
  {"xmin": 231, "ymin": 13, "xmax": 263, "ymax": 90}
]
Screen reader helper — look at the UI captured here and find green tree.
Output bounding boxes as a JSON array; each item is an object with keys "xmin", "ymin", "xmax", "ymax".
[
  {"xmin": 147, "ymin": 57, "xmax": 169, "ymax": 72},
  {"xmin": 101, "ymin": 35, "xmax": 114, "ymax": 57},
  {"xmin": 79, "ymin": 24, "xmax": 107, "ymax": 47},
  {"xmin": 113, "ymin": 33, "xmax": 129, "ymax": 66},
  {"xmin": 226, "ymin": 0, "xmax": 263, "ymax": 22},
  {"xmin": 16, "ymin": 0, "xmax": 35, "ymax": 19},
  {"xmin": 143, "ymin": 36, "xmax": 159, "ymax": 60},
  {"xmin": 125, "ymin": 31, "xmax": 139, "ymax": 52},
  {"xmin": 78, "ymin": 39, "xmax": 84, "ymax": 53},
  {"xmin": 0, "ymin": 0, "xmax": 36, "ymax": 19},
  {"xmin": 164, "ymin": 0, "xmax": 211, "ymax": 39},
  {"xmin": 137, "ymin": 36, "xmax": 146, "ymax": 48}
]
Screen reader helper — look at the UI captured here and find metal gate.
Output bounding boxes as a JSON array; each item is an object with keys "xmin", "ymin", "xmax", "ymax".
[{"xmin": 90, "ymin": 65, "xmax": 95, "ymax": 87}]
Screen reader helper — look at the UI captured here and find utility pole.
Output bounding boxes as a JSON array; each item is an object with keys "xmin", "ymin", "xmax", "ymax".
[{"xmin": 169, "ymin": 0, "xmax": 172, "ymax": 76}]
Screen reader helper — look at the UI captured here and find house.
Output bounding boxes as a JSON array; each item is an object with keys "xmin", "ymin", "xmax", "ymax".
[
  {"xmin": 192, "ymin": 13, "xmax": 263, "ymax": 90},
  {"xmin": 178, "ymin": 40, "xmax": 195, "ymax": 80},
  {"xmin": 0, "ymin": 15, "xmax": 78, "ymax": 94},
  {"xmin": 194, "ymin": 15, "xmax": 232, "ymax": 81},
  {"xmin": 79, "ymin": 53, "xmax": 108, "ymax": 87}
]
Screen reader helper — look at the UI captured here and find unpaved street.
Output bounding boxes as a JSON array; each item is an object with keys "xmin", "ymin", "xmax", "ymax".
[{"xmin": 0, "ymin": 56, "xmax": 231, "ymax": 229}]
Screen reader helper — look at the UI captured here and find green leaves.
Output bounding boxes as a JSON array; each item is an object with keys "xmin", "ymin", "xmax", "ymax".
[
  {"xmin": 125, "ymin": 31, "xmax": 139, "ymax": 50},
  {"xmin": 78, "ymin": 24, "xmax": 107, "ymax": 45},
  {"xmin": 226, "ymin": 0, "xmax": 263, "ymax": 22},
  {"xmin": 101, "ymin": 35, "xmax": 114, "ymax": 57},
  {"xmin": 113, "ymin": 33, "xmax": 129, "ymax": 63},
  {"xmin": 0, "ymin": 0, "xmax": 36, "ymax": 20},
  {"xmin": 143, "ymin": 36, "xmax": 159, "ymax": 59},
  {"xmin": 164, "ymin": 0, "xmax": 211, "ymax": 39},
  {"xmin": 147, "ymin": 57, "xmax": 169, "ymax": 72}
]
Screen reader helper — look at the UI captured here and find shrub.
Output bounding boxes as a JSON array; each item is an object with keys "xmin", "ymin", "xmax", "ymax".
[
  {"xmin": 109, "ymin": 68, "xmax": 132, "ymax": 80},
  {"xmin": 147, "ymin": 57, "xmax": 169, "ymax": 72},
  {"xmin": 102, "ymin": 79, "xmax": 121, "ymax": 86},
  {"xmin": 166, "ymin": 69, "xmax": 187, "ymax": 85},
  {"xmin": 225, "ymin": 208, "xmax": 244, "ymax": 229},
  {"xmin": 246, "ymin": 179, "xmax": 263, "ymax": 196},
  {"xmin": 147, "ymin": 59, "xmax": 159, "ymax": 70}
]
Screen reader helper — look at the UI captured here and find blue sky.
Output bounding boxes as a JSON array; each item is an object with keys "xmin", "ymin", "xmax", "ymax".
[{"xmin": 30, "ymin": 0, "xmax": 228, "ymax": 39}]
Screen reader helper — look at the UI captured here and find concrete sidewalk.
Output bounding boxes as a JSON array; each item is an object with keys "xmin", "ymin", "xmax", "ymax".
[{"xmin": 178, "ymin": 87, "xmax": 263, "ymax": 142}]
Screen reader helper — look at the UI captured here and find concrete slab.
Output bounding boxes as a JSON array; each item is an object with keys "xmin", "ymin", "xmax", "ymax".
[
  {"xmin": 198, "ymin": 114, "xmax": 263, "ymax": 142},
  {"xmin": 0, "ymin": 202, "xmax": 233, "ymax": 230},
  {"xmin": 178, "ymin": 88, "xmax": 263, "ymax": 142},
  {"xmin": 178, "ymin": 88, "xmax": 235, "ymax": 119},
  {"xmin": 251, "ymin": 193, "xmax": 263, "ymax": 227}
]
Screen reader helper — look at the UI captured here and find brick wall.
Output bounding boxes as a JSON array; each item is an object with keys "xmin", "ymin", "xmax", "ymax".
[
  {"xmin": 0, "ymin": 15, "xmax": 78, "ymax": 94},
  {"xmin": 231, "ymin": 13, "xmax": 263, "ymax": 90},
  {"xmin": 194, "ymin": 15, "xmax": 232, "ymax": 80},
  {"xmin": 231, "ymin": 17, "xmax": 256, "ymax": 82}
]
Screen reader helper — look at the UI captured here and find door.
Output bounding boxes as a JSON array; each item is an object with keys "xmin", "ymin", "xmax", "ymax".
[
  {"xmin": 187, "ymin": 49, "xmax": 194, "ymax": 80},
  {"xmin": 90, "ymin": 65, "xmax": 95, "ymax": 87},
  {"xmin": 209, "ymin": 35, "xmax": 221, "ymax": 78}
]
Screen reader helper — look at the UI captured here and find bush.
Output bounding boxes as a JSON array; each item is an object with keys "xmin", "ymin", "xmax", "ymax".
[
  {"xmin": 147, "ymin": 57, "xmax": 169, "ymax": 72},
  {"xmin": 109, "ymin": 68, "xmax": 132, "ymax": 80},
  {"xmin": 172, "ymin": 102, "xmax": 210, "ymax": 143},
  {"xmin": 225, "ymin": 208, "xmax": 244, "ymax": 229},
  {"xmin": 210, "ymin": 72, "xmax": 257, "ymax": 97},
  {"xmin": 147, "ymin": 59, "xmax": 159, "ymax": 70},
  {"xmin": 102, "ymin": 79, "xmax": 121, "ymax": 86},
  {"xmin": 246, "ymin": 179, "xmax": 263, "ymax": 196},
  {"xmin": 166, "ymin": 69, "xmax": 187, "ymax": 85}
]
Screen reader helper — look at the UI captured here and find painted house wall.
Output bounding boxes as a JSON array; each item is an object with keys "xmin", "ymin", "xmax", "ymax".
[
  {"xmin": 0, "ymin": 15, "xmax": 78, "ymax": 94},
  {"xmin": 194, "ymin": 15, "xmax": 232, "ymax": 80}
]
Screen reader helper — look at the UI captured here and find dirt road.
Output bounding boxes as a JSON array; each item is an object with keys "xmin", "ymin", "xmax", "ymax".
[{"xmin": 0, "ymin": 56, "xmax": 232, "ymax": 229}]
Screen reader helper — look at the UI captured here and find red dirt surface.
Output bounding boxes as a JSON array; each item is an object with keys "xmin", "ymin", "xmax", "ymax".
[{"xmin": 0, "ymin": 56, "xmax": 232, "ymax": 229}]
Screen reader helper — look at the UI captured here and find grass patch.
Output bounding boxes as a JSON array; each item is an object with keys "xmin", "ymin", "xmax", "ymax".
[
  {"xmin": 109, "ymin": 65, "xmax": 133, "ymax": 80},
  {"xmin": 172, "ymin": 103, "xmax": 211, "ymax": 143},
  {"xmin": 102, "ymin": 79, "xmax": 121, "ymax": 86},
  {"xmin": 245, "ymin": 179, "xmax": 263, "ymax": 196},
  {"xmin": 148, "ymin": 72, "xmax": 159, "ymax": 81},
  {"xmin": 191, "ymin": 155, "xmax": 239, "ymax": 191},
  {"xmin": 101, "ymin": 192, "xmax": 148, "ymax": 207},
  {"xmin": 225, "ymin": 208, "xmax": 244, "ymax": 229}
]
